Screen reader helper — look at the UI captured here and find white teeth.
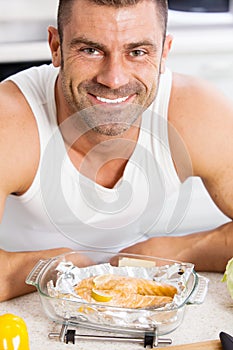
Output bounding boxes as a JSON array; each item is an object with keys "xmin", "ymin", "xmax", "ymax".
[{"xmin": 96, "ymin": 96, "xmax": 129, "ymax": 104}]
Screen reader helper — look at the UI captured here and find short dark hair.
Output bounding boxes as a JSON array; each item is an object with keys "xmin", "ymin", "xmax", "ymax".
[{"xmin": 57, "ymin": 0, "xmax": 168, "ymax": 43}]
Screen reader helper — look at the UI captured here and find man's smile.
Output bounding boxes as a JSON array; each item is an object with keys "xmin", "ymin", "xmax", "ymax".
[
  {"xmin": 96, "ymin": 95, "xmax": 129, "ymax": 104},
  {"xmin": 88, "ymin": 93, "xmax": 135, "ymax": 106}
]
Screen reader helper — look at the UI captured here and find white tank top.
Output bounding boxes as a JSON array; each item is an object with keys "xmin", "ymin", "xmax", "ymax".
[{"xmin": 1, "ymin": 64, "xmax": 229, "ymax": 252}]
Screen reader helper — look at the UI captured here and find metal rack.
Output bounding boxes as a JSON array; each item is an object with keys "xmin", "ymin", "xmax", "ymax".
[{"xmin": 48, "ymin": 318, "xmax": 172, "ymax": 348}]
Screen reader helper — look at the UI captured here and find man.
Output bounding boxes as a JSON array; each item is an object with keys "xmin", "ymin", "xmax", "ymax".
[{"xmin": 0, "ymin": 0, "xmax": 232, "ymax": 301}]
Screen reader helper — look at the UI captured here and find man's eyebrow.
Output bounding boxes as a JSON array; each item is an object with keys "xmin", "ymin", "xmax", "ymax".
[
  {"xmin": 125, "ymin": 40, "xmax": 158, "ymax": 51},
  {"xmin": 70, "ymin": 37, "xmax": 107, "ymax": 51}
]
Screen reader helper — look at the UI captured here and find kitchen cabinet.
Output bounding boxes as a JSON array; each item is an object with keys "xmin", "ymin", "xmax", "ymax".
[
  {"xmin": 0, "ymin": 0, "xmax": 57, "ymax": 80},
  {"xmin": 167, "ymin": 27, "xmax": 233, "ymax": 100},
  {"xmin": 168, "ymin": 52, "xmax": 233, "ymax": 100}
]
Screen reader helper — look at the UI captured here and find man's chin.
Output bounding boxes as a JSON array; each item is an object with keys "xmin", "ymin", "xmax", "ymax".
[
  {"xmin": 76, "ymin": 102, "xmax": 144, "ymax": 135},
  {"xmin": 92, "ymin": 123, "xmax": 130, "ymax": 137}
]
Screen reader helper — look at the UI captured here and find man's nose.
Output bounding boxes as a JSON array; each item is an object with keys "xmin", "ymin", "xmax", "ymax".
[{"xmin": 96, "ymin": 56, "xmax": 130, "ymax": 89}]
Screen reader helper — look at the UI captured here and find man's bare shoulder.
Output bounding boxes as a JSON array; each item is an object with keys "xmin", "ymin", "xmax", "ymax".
[
  {"xmin": 169, "ymin": 72, "xmax": 232, "ymax": 124},
  {"xmin": 169, "ymin": 73, "xmax": 233, "ymax": 153},
  {"xmin": 169, "ymin": 74, "xmax": 233, "ymax": 176},
  {"xmin": 0, "ymin": 80, "xmax": 40, "ymax": 196}
]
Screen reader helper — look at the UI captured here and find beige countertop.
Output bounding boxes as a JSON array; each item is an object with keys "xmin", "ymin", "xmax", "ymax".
[{"xmin": 0, "ymin": 272, "xmax": 232, "ymax": 349}]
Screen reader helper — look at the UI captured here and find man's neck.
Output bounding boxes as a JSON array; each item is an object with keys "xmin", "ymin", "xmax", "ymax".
[{"xmin": 55, "ymin": 76, "xmax": 142, "ymax": 188}]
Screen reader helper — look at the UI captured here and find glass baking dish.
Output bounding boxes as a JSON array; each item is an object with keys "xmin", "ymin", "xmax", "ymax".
[{"xmin": 26, "ymin": 250, "xmax": 208, "ymax": 337}]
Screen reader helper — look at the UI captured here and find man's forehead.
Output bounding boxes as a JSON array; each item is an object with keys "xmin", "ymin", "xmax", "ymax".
[
  {"xmin": 70, "ymin": 0, "xmax": 158, "ymax": 24},
  {"xmin": 67, "ymin": 0, "xmax": 162, "ymax": 37}
]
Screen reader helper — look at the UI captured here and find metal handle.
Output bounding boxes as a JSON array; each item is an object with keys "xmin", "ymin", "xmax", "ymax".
[
  {"xmin": 48, "ymin": 323, "xmax": 172, "ymax": 348},
  {"xmin": 25, "ymin": 258, "xmax": 52, "ymax": 287},
  {"xmin": 187, "ymin": 274, "xmax": 209, "ymax": 304}
]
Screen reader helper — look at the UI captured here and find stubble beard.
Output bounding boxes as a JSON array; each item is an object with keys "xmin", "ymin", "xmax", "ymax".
[{"xmin": 60, "ymin": 67, "xmax": 161, "ymax": 137}]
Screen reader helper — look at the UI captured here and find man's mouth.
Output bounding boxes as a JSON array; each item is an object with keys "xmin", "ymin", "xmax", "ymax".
[{"xmin": 93, "ymin": 95, "xmax": 130, "ymax": 104}]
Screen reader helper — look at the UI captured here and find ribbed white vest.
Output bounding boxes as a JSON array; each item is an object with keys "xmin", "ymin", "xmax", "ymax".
[{"xmin": 1, "ymin": 64, "xmax": 229, "ymax": 252}]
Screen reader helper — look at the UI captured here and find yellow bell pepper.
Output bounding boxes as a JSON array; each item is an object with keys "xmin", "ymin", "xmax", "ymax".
[{"xmin": 0, "ymin": 313, "xmax": 30, "ymax": 350}]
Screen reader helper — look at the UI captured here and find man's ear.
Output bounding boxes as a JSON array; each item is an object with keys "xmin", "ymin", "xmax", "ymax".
[
  {"xmin": 160, "ymin": 34, "xmax": 173, "ymax": 74},
  {"xmin": 48, "ymin": 26, "xmax": 61, "ymax": 67}
]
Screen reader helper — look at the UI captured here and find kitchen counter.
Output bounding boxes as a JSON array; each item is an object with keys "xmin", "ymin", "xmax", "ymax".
[
  {"xmin": 0, "ymin": 272, "xmax": 232, "ymax": 349},
  {"xmin": 0, "ymin": 41, "xmax": 51, "ymax": 63}
]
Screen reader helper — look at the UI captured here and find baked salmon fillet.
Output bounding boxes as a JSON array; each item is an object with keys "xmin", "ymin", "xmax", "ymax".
[{"xmin": 75, "ymin": 274, "xmax": 177, "ymax": 308}]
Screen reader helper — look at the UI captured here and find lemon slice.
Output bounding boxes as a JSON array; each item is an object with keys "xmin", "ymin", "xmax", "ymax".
[{"xmin": 91, "ymin": 288, "xmax": 113, "ymax": 302}]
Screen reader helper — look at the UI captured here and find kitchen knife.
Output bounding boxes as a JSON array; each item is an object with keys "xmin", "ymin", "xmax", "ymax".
[{"xmin": 220, "ymin": 332, "xmax": 233, "ymax": 350}]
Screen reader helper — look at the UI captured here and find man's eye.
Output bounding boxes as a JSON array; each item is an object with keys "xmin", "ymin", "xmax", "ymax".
[
  {"xmin": 81, "ymin": 48, "xmax": 101, "ymax": 56},
  {"xmin": 130, "ymin": 50, "xmax": 146, "ymax": 57}
]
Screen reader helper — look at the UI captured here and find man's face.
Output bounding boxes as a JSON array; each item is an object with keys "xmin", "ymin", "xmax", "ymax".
[{"xmin": 53, "ymin": 0, "xmax": 172, "ymax": 136}]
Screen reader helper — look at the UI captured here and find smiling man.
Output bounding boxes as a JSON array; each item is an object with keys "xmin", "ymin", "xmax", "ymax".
[
  {"xmin": 0, "ymin": 0, "xmax": 233, "ymax": 301},
  {"xmin": 53, "ymin": 0, "xmax": 168, "ymax": 135}
]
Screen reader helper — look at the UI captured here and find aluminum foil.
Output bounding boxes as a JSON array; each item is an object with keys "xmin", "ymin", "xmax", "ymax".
[{"xmin": 46, "ymin": 261, "xmax": 194, "ymax": 330}]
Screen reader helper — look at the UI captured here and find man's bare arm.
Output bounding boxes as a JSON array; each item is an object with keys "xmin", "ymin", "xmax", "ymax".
[
  {"xmin": 121, "ymin": 74, "xmax": 233, "ymax": 272},
  {"xmin": 0, "ymin": 248, "xmax": 74, "ymax": 301},
  {"xmin": 0, "ymin": 82, "xmax": 92, "ymax": 301},
  {"xmin": 119, "ymin": 222, "xmax": 232, "ymax": 272}
]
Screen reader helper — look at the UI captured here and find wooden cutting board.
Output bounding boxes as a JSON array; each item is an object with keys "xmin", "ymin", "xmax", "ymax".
[{"xmin": 155, "ymin": 339, "xmax": 222, "ymax": 350}]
